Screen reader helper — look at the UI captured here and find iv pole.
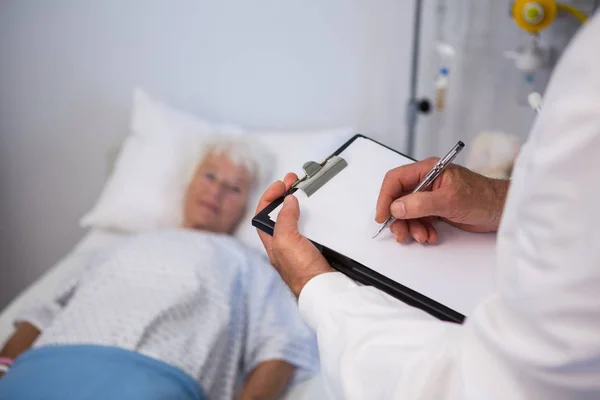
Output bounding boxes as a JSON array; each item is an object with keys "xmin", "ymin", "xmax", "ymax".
[{"xmin": 406, "ymin": 0, "xmax": 425, "ymax": 157}]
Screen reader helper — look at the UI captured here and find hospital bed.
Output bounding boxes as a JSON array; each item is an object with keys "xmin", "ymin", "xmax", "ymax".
[
  {"xmin": 0, "ymin": 88, "xmax": 349, "ymax": 399},
  {"xmin": 0, "ymin": 229, "xmax": 327, "ymax": 399}
]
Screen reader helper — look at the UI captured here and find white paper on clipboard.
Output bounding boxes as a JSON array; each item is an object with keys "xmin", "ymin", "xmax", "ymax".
[{"xmin": 269, "ymin": 137, "xmax": 496, "ymax": 317}]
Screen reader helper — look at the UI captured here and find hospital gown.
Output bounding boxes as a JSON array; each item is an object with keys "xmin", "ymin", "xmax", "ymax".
[{"xmin": 16, "ymin": 229, "xmax": 318, "ymax": 399}]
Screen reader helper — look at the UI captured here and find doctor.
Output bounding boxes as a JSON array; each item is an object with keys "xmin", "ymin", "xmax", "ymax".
[{"xmin": 255, "ymin": 13, "xmax": 600, "ymax": 400}]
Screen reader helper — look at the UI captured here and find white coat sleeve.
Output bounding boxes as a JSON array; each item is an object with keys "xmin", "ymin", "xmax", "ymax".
[{"xmin": 299, "ymin": 14, "xmax": 600, "ymax": 400}]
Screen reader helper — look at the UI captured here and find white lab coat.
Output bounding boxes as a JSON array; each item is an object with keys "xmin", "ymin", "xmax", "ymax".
[{"xmin": 298, "ymin": 14, "xmax": 600, "ymax": 400}]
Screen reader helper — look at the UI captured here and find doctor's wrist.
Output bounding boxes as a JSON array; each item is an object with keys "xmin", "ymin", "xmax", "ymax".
[
  {"xmin": 489, "ymin": 178, "xmax": 510, "ymax": 231},
  {"xmin": 286, "ymin": 264, "xmax": 335, "ymax": 298}
]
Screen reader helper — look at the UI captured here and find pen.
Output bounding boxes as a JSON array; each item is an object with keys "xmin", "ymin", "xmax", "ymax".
[{"xmin": 372, "ymin": 141, "xmax": 465, "ymax": 239}]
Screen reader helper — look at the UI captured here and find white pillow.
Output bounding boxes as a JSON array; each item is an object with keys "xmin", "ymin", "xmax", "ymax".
[
  {"xmin": 81, "ymin": 87, "xmax": 354, "ymax": 251},
  {"xmin": 80, "ymin": 88, "xmax": 243, "ymax": 232}
]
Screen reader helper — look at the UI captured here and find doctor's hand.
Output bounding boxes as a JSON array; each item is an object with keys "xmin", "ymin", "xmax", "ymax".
[
  {"xmin": 376, "ymin": 158, "xmax": 509, "ymax": 244},
  {"xmin": 256, "ymin": 173, "xmax": 334, "ymax": 297}
]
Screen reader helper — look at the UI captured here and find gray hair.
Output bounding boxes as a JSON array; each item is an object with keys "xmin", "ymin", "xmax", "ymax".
[{"xmin": 193, "ymin": 135, "xmax": 274, "ymax": 191}]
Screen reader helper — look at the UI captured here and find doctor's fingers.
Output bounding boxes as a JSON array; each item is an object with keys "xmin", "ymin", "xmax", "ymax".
[
  {"xmin": 274, "ymin": 195, "xmax": 302, "ymax": 238},
  {"xmin": 375, "ymin": 158, "xmax": 440, "ymax": 223},
  {"xmin": 390, "ymin": 189, "xmax": 455, "ymax": 221},
  {"xmin": 272, "ymin": 196, "xmax": 307, "ymax": 268},
  {"xmin": 255, "ymin": 173, "xmax": 299, "ymax": 255},
  {"xmin": 255, "ymin": 173, "xmax": 298, "ymax": 216},
  {"xmin": 390, "ymin": 218, "xmax": 438, "ymax": 244}
]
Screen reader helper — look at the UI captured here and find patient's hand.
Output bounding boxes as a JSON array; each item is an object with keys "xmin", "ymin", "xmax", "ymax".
[
  {"xmin": 0, "ymin": 322, "xmax": 41, "ymax": 379},
  {"xmin": 238, "ymin": 360, "xmax": 296, "ymax": 400},
  {"xmin": 256, "ymin": 173, "xmax": 334, "ymax": 297},
  {"xmin": 376, "ymin": 158, "xmax": 509, "ymax": 244},
  {"xmin": 0, "ymin": 322, "xmax": 41, "ymax": 360}
]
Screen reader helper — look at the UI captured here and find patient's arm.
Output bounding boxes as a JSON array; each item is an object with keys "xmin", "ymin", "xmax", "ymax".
[
  {"xmin": 238, "ymin": 360, "xmax": 296, "ymax": 400},
  {"xmin": 0, "ymin": 322, "xmax": 40, "ymax": 359},
  {"xmin": 0, "ymin": 270, "xmax": 81, "ymax": 375},
  {"xmin": 0, "ymin": 322, "xmax": 41, "ymax": 376}
]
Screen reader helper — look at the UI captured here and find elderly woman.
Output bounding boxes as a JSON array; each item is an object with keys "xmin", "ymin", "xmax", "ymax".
[{"xmin": 0, "ymin": 137, "xmax": 317, "ymax": 400}]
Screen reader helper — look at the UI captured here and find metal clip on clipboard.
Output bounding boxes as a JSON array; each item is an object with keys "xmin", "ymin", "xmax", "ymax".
[{"xmin": 290, "ymin": 155, "xmax": 348, "ymax": 197}]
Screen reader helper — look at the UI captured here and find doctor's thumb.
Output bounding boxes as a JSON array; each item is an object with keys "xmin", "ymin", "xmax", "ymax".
[
  {"xmin": 390, "ymin": 191, "xmax": 450, "ymax": 220},
  {"xmin": 275, "ymin": 195, "xmax": 301, "ymax": 233}
]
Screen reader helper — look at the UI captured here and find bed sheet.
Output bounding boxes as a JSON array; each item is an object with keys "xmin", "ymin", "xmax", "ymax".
[{"xmin": 0, "ymin": 229, "xmax": 328, "ymax": 399}]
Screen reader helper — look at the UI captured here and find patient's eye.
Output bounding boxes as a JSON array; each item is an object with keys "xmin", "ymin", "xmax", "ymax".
[
  {"xmin": 230, "ymin": 185, "xmax": 241, "ymax": 194},
  {"xmin": 204, "ymin": 172, "xmax": 217, "ymax": 181}
]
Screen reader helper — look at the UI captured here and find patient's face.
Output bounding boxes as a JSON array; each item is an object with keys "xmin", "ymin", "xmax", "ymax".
[{"xmin": 183, "ymin": 152, "xmax": 252, "ymax": 234}]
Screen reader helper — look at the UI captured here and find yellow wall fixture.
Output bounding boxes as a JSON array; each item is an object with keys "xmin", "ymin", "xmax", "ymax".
[
  {"xmin": 513, "ymin": 0, "xmax": 558, "ymax": 33},
  {"xmin": 512, "ymin": 0, "xmax": 587, "ymax": 33}
]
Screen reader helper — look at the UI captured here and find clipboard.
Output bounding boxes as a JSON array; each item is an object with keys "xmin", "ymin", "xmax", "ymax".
[{"xmin": 253, "ymin": 134, "xmax": 496, "ymax": 324}]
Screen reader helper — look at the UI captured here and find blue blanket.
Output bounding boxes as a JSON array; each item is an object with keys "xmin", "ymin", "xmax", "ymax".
[{"xmin": 0, "ymin": 345, "xmax": 206, "ymax": 400}]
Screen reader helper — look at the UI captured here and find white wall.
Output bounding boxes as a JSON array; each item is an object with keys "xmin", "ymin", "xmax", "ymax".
[{"xmin": 0, "ymin": 0, "xmax": 424, "ymax": 307}]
